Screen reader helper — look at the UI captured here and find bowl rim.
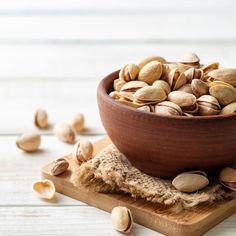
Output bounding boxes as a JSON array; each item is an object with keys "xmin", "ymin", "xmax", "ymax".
[{"xmin": 98, "ymin": 70, "xmax": 236, "ymax": 121}]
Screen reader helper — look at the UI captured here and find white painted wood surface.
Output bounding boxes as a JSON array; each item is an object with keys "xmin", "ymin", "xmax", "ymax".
[{"xmin": 0, "ymin": 0, "xmax": 235, "ymax": 235}]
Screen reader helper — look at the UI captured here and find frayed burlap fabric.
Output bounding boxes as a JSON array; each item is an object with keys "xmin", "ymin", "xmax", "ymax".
[{"xmin": 71, "ymin": 144, "xmax": 232, "ymax": 211}]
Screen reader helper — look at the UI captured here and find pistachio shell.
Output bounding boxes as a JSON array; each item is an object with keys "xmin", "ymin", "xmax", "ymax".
[
  {"xmin": 109, "ymin": 91, "xmax": 120, "ymax": 99},
  {"xmin": 51, "ymin": 158, "xmax": 69, "ymax": 176},
  {"xmin": 209, "ymin": 84, "xmax": 236, "ymax": 106},
  {"xmin": 16, "ymin": 132, "xmax": 41, "ymax": 152},
  {"xmin": 209, "ymin": 68, "xmax": 236, "ymax": 86},
  {"xmin": 220, "ymin": 102, "xmax": 236, "ymax": 115},
  {"xmin": 183, "ymin": 170, "xmax": 207, "ymax": 177},
  {"xmin": 208, "ymin": 81, "xmax": 233, "ymax": 88},
  {"xmin": 201, "ymin": 62, "xmax": 219, "ymax": 75},
  {"xmin": 121, "ymin": 81, "xmax": 148, "ymax": 92},
  {"xmin": 137, "ymin": 55, "xmax": 166, "ymax": 69},
  {"xmin": 134, "ymin": 86, "xmax": 167, "ymax": 102},
  {"xmin": 167, "ymin": 68, "xmax": 187, "ymax": 90},
  {"xmin": 33, "ymin": 179, "xmax": 55, "ymax": 199},
  {"xmin": 53, "ymin": 123, "xmax": 76, "ymax": 144},
  {"xmin": 197, "ymin": 95, "xmax": 221, "ymax": 109},
  {"xmin": 179, "ymin": 52, "xmax": 200, "ymax": 64},
  {"xmin": 184, "ymin": 68, "xmax": 194, "ymax": 82},
  {"xmin": 191, "ymin": 79, "xmax": 209, "ymax": 98},
  {"xmin": 152, "ymin": 80, "xmax": 171, "ymax": 95},
  {"xmin": 138, "ymin": 61, "xmax": 163, "ymax": 85},
  {"xmin": 155, "ymin": 101, "xmax": 182, "ymax": 116},
  {"xmin": 119, "ymin": 64, "xmax": 140, "ymax": 82},
  {"xmin": 118, "ymin": 92, "xmax": 135, "ymax": 101},
  {"xmin": 137, "ymin": 105, "xmax": 152, "ymax": 112},
  {"xmin": 161, "ymin": 64, "xmax": 171, "ymax": 80},
  {"xmin": 177, "ymin": 84, "xmax": 193, "ymax": 94},
  {"xmin": 72, "ymin": 140, "xmax": 94, "ymax": 163},
  {"xmin": 70, "ymin": 113, "xmax": 85, "ymax": 132},
  {"xmin": 219, "ymin": 167, "xmax": 236, "ymax": 191},
  {"xmin": 34, "ymin": 109, "xmax": 48, "ymax": 129},
  {"xmin": 172, "ymin": 173, "xmax": 209, "ymax": 193},
  {"xmin": 111, "ymin": 206, "xmax": 133, "ymax": 233},
  {"xmin": 118, "ymin": 98, "xmax": 141, "ymax": 108},
  {"xmin": 182, "ymin": 112, "xmax": 194, "ymax": 117},
  {"xmin": 113, "ymin": 78, "xmax": 126, "ymax": 92},
  {"xmin": 168, "ymin": 91, "xmax": 196, "ymax": 108}
]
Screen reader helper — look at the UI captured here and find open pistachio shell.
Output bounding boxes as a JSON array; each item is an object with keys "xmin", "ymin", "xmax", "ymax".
[
  {"xmin": 134, "ymin": 86, "xmax": 167, "ymax": 102},
  {"xmin": 113, "ymin": 78, "xmax": 126, "ymax": 92},
  {"xmin": 33, "ymin": 179, "xmax": 55, "ymax": 199},
  {"xmin": 155, "ymin": 101, "xmax": 182, "ymax": 116},
  {"xmin": 209, "ymin": 84, "xmax": 236, "ymax": 106},
  {"xmin": 179, "ymin": 52, "xmax": 200, "ymax": 64},
  {"xmin": 121, "ymin": 81, "xmax": 148, "ymax": 92},
  {"xmin": 111, "ymin": 206, "xmax": 133, "ymax": 233},
  {"xmin": 138, "ymin": 61, "xmax": 163, "ymax": 85},
  {"xmin": 201, "ymin": 62, "xmax": 219, "ymax": 75},
  {"xmin": 220, "ymin": 102, "xmax": 236, "ymax": 115},
  {"xmin": 118, "ymin": 98, "xmax": 141, "ymax": 108},
  {"xmin": 209, "ymin": 68, "xmax": 236, "ymax": 86},
  {"xmin": 219, "ymin": 167, "xmax": 236, "ymax": 191},
  {"xmin": 167, "ymin": 68, "xmax": 187, "ymax": 90},
  {"xmin": 161, "ymin": 64, "xmax": 171, "ymax": 80},
  {"xmin": 137, "ymin": 105, "xmax": 152, "ymax": 112},
  {"xmin": 197, "ymin": 95, "xmax": 221, "ymax": 110},
  {"xmin": 168, "ymin": 91, "xmax": 196, "ymax": 108},
  {"xmin": 119, "ymin": 64, "xmax": 140, "ymax": 82},
  {"xmin": 191, "ymin": 79, "xmax": 209, "ymax": 98},
  {"xmin": 152, "ymin": 80, "xmax": 171, "ymax": 95},
  {"xmin": 137, "ymin": 55, "xmax": 166, "ymax": 69}
]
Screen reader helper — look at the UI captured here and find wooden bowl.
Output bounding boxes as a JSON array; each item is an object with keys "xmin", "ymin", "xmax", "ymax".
[{"xmin": 97, "ymin": 70, "xmax": 236, "ymax": 178}]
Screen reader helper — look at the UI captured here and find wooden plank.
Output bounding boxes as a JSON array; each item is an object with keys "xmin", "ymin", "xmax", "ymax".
[
  {"xmin": 0, "ymin": 14, "xmax": 235, "ymax": 42},
  {"xmin": 0, "ymin": 135, "xmax": 105, "ymax": 205},
  {"xmin": 42, "ymin": 138, "xmax": 236, "ymax": 236},
  {"xmin": 0, "ymin": 206, "xmax": 159, "ymax": 236},
  {"xmin": 0, "ymin": 44, "xmax": 234, "ymax": 79}
]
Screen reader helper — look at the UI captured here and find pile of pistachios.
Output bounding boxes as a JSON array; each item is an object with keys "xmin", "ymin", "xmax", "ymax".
[{"xmin": 109, "ymin": 53, "xmax": 236, "ymax": 116}]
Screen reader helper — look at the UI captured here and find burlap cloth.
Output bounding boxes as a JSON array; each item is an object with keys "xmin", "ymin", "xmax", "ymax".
[{"xmin": 71, "ymin": 144, "xmax": 233, "ymax": 211}]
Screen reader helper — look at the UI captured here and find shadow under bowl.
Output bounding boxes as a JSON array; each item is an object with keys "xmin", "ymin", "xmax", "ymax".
[{"xmin": 97, "ymin": 70, "xmax": 236, "ymax": 178}]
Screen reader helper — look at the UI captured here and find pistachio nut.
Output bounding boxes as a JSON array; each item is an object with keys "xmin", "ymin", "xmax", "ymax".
[
  {"xmin": 51, "ymin": 158, "xmax": 69, "ymax": 176},
  {"xmin": 177, "ymin": 84, "xmax": 193, "ymax": 94},
  {"xmin": 191, "ymin": 79, "xmax": 209, "ymax": 98},
  {"xmin": 219, "ymin": 167, "xmax": 236, "ymax": 191},
  {"xmin": 179, "ymin": 52, "xmax": 200, "ymax": 65},
  {"xmin": 152, "ymin": 80, "xmax": 171, "ymax": 95},
  {"xmin": 167, "ymin": 68, "xmax": 187, "ymax": 90},
  {"xmin": 134, "ymin": 86, "xmax": 167, "ymax": 103},
  {"xmin": 119, "ymin": 64, "xmax": 140, "ymax": 82},
  {"xmin": 16, "ymin": 132, "xmax": 41, "ymax": 152},
  {"xmin": 209, "ymin": 83, "xmax": 236, "ymax": 106},
  {"xmin": 137, "ymin": 55, "xmax": 166, "ymax": 69},
  {"xmin": 197, "ymin": 95, "xmax": 221, "ymax": 116},
  {"xmin": 137, "ymin": 105, "xmax": 152, "ymax": 112},
  {"xmin": 184, "ymin": 68, "xmax": 203, "ymax": 82},
  {"xmin": 114, "ymin": 78, "xmax": 126, "ymax": 92},
  {"xmin": 72, "ymin": 140, "xmax": 93, "ymax": 163},
  {"xmin": 121, "ymin": 80, "xmax": 148, "ymax": 92},
  {"xmin": 220, "ymin": 102, "xmax": 236, "ymax": 115},
  {"xmin": 54, "ymin": 123, "xmax": 76, "ymax": 144},
  {"xmin": 138, "ymin": 61, "xmax": 163, "ymax": 85},
  {"xmin": 34, "ymin": 108, "xmax": 48, "ymax": 129},
  {"xmin": 70, "ymin": 113, "xmax": 85, "ymax": 132},
  {"xmin": 155, "ymin": 101, "xmax": 182, "ymax": 116},
  {"xmin": 167, "ymin": 91, "xmax": 196, "ymax": 110},
  {"xmin": 208, "ymin": 68, "xmax": 236, "ymax": 86},
  {"xmin": 172, "ymin": 173, "xmax": 209, "ymax": 193},
  {"xmin": 111, "ymin": 206, "xmax": 133, "ymax": 233},
  {"xmin": 33, "ymin": 179, "xmax": 55, "ymax": 199}
]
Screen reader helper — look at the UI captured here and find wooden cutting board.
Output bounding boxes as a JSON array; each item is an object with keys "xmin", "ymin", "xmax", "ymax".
[{"xmin": 42, "ymin": 137, "xmax": 236, "ymax": 236}]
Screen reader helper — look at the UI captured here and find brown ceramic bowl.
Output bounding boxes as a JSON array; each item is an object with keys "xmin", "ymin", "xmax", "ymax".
[{"xmin": 97, "ymin": 70, "xmax": 236, "ymax": 178}]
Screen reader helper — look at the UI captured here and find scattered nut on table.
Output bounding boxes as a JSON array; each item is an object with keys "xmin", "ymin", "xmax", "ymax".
[
  {"xmin": 33, "ymin": 179, "xmax": 55, "ymax": 199},
  {"xmin": 34, "ymin": 108, "xmax": 48, "ymax": 129},
  {"xmin": 110, "ymin": 52, "xmax": 236, "ymax": 116},
  {"xmin": 111, "ymin": 206, "xmax": 133, "ymax": 234},
  {"xmin": 72, "ymin": 140, "xmax": 93, "ymax": 163},
  {"xmin": 69, "ymin": 113, "xmax": 85, "ymax": 132},
  {"xmin": 172, "ymin": 171, "xmax": 209, "ymax": 193},
  {"xmin": 16, "ymin": 132, "xmax": 41, "ymax": 152},
  {"xmin": 219, "ymin": 167, "xmax": 236, "ymax": 191},
  {"xmin": 51, "ymin": 158, "xmax": 69, "ymax": 176},
  {"xmin": 53, "ymin": 123, "xmax": 76, "ymax": 144}
]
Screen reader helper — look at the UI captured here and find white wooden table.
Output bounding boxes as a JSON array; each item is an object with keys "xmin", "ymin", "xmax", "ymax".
[{"xmin": 0, "ymin": 1, "xmax": 236, "ymax": 235}]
